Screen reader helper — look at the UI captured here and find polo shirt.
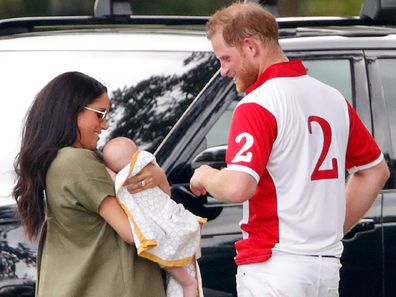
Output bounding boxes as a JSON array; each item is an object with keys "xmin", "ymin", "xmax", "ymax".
[{"xmin": 226, "ymin": 60, "xmax": 383, "ymax": 265}]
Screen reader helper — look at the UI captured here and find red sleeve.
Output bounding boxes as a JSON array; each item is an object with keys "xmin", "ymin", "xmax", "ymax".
[
  {"xmin": 226, "ymin": 103, "xmax": 277, "ymax": 177},
  {"xmin": 345, "ymin": 101, "xmax": 382, "ymax": 170}
]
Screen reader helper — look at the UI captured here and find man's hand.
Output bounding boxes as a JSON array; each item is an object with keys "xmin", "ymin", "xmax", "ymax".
[
  {"xmin": 190, "ymin": 165, "xmax": 257, "ymax": 203},
  {"xmin": 190, "ymin": 165, "xmax": 212, "ymax": 196}
]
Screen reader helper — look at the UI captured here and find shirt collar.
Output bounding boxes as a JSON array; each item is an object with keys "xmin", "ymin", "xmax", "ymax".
[{"xmin": 246, "ymin": 60, "xmax": 307, "ymax": 94}]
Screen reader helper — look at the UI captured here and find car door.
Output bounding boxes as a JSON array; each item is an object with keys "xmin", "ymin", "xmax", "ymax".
[
  {"xmin": 292, "ymin": 51, "xmax": 385, "ymax": 297},
  {"xmin": 366, "ymin": 50, "xmax": 396, "ymax": 297}
]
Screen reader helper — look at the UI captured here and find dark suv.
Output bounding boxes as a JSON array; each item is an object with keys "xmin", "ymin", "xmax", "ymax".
[{"xmin": 1, "ymin": 0, "xmax": 396, "ymax": 296}]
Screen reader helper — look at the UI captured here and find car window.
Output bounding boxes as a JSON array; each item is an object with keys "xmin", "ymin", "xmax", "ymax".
[
  {"xmin": 377, "ymin": 58, "xmax": 396, "ymax": 189},
  {"xmin": 107, "ymin": 52, "xmax": 218, "ymax": 152},
  {"xmin": 0, "ymin": 49, "xmax": 216, "ymax": 202},
  {"xmin": 377, "ymin": 58, "xmax": 396, "ymax": 156},
  {"xmin": 205, "ymin": 99, "xmax": 239, "ymax": 147},
  {"xmin": 303, "ymin": 59, "xmax": 353, "ymax": 102}
]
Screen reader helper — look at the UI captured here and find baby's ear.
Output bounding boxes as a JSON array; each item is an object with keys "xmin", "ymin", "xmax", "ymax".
[{"xmin": 106, "ymin": 167, "xmax": 116, "ymax": 181}]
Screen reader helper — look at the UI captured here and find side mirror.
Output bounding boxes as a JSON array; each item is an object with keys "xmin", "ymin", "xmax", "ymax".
[{"xmin": 191, "ymin": 145, "xmax": 227, "ymax": 170}]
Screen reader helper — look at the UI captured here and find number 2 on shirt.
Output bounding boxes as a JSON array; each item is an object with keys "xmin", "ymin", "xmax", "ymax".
[
  {"xmin": 231, "ymin": 132, "xmax": 254, "ymax": 163},
  {"xmin": 308, "ymin": 116, "xmax": 339, "ymax": 181}
]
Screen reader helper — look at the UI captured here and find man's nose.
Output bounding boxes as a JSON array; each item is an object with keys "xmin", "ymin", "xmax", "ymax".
[{"xmin": 220, "ymin": 64, "xmax": 229, "ymax": 77}]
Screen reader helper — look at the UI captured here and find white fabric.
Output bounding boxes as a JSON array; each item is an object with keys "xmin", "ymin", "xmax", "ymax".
[
  {"xmin": 115, "ymin": 150, "xmax": 204, "ymax": 297},
  {"xmin": 236, "ymin": 252, "xmax": 341, "ymax": 297}
]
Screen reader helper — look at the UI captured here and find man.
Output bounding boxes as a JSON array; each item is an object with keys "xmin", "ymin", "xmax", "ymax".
[{"xmin": 190, "ymin": 3, "xmax": 390, "ymax": 297}]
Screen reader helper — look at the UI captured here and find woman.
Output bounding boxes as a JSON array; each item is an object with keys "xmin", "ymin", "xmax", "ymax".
[{"xmin": 12, "ymin": 71, "xmax": 166, "ymax": 297}]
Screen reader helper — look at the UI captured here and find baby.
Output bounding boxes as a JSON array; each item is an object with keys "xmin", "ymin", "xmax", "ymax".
[{"xmin": 103, "ymin": 136, "xmax": 204, "ymax": 297}]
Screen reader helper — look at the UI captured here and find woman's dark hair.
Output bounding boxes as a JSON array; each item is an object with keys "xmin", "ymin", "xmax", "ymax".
[{"xmin": 12, "ymin": 71, "xmax": 107, "ymax": 240}]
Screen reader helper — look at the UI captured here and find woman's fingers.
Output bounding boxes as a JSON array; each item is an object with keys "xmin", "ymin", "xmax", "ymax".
[{"xmin": 123, "ymin": 174, "xmax": 153, "ymax": 193}]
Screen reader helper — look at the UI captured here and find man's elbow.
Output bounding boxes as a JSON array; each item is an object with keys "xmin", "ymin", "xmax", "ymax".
[
  {"xmin": 375, "ymin": 160, "xmax": 391, "ymax": 187},
  {"xmin": 223, "ymin": 184, "xmax": 256, "ymax": 203},
  {"xmin": 381, "ymin": 163, "xmax": 391, "ymax": 186},
  {"xmin": 360, "ymin": 160, "xmax": 391, "ymax": 190}
]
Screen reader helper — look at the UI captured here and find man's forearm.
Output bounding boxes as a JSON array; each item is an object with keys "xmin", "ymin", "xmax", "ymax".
[
  {"xmin": 190, "ymin": 165, "xmax": 257, "ymax": 203},
  {"xmin": 344, "ymin": 160, "xmax": 389, "ymax": 233}
]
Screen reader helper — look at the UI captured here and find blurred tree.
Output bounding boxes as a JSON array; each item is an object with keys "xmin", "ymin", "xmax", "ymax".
[
  {"xmin": 0, "ymin": 0, "xmax": 50, "ymax": 18},
  {"xmin": 0, "ymin": 0, "xmax": 22, "ymax": 18},
  {"xmin": 49, "ymin": 0, "xmax": 93, "ymax": 15},
  {"xmin": 275, "ymin": 1, "xmax": 295, "ymax": 16},
  {"xmin": 299, "ymin": 0, "xmax": 362, "ymax": 16},
  {"xmin": 131, "ymin": 0, "xmax": 233, "ymax": 15},
  {"xmin": 0, "ymin": 0, "xmax": 364, "ymax": 18},
  {"xmin": 24, "ymin": 0, "xmax": 51, "ymax": 15},
  {"xmin": 107, "ymin": 52, "xmax": 219, "ymax": 152}
]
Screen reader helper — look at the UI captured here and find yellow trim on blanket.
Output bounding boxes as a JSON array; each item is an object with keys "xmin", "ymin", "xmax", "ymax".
[
  {"xmin": 115, "ymin": 150, "xmax": 205, "ymax": 267},
  {"xmin": 139, "ymin": 250, "xmax": 195, "ymax": 267},
  {"xmin": 116, "ymin": 195, "xmax": 158, "ymax": 248},
  {"xmin": 198, "ymin": 217, "xmax": 207, "ymax": 224},
  {"xmin": 115, "ymin": 150, "xmax": 158, "ymax": 250},
  {"xmin": 128, "ymin": 149, "xmax": 140, "ymax": 174}
]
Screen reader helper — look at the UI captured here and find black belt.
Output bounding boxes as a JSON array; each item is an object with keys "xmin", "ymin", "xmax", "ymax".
[{"xmin": 309, "ymin": 255, "xmax": 339, "ymax": 259}]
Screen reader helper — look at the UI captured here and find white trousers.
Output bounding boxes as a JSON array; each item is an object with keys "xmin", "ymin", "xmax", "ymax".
[{"xmin": 236, "ymin": 253, "xmax": 341, "ymax": 297}]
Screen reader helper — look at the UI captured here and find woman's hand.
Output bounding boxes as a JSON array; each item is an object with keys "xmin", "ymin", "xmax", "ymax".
[{"xmin": 123, "ymin": 163, "xmax": 171, "ymax": 195}]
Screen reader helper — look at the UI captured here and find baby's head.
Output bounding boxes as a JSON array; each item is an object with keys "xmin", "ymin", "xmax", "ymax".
[{"xmin": 103, "ymin": 137, "xmax": 138, "ymax": 173}]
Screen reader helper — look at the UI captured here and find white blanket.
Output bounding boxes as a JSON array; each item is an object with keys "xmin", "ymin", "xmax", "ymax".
[{"xmin": 115, "ymin": 150, "xmax": 205, "ymax": 297}]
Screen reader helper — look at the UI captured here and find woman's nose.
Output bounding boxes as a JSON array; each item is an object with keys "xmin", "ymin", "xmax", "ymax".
[{"xmin": 101, "ymin": 120, "xmax": 109, "ymax": 130}]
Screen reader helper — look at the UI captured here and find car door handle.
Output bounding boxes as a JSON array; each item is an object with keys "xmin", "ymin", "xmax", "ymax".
[{"xmin": 343, "ymin": 218, "xmax": 376, "ymax": 240}]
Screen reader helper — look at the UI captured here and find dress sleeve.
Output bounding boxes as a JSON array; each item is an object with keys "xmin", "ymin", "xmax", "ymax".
[{"xmin": 63, "ymin": 149, "xmax": 115, "ymax": 213}]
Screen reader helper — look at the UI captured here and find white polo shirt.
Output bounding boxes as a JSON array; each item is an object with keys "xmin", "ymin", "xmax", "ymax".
[{"xmin": 226, "ymin": 60, "xmax": 383, "ymax": 265}]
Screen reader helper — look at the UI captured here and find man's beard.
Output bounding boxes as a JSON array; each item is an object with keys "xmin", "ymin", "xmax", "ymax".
[{"xmin": 235, "ymin": 56, "xmax": 258, "ymax": 93}]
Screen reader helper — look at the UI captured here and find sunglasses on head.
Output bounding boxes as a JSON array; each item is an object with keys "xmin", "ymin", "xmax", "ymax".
[{"xmin": 84, "ymin": 106, "xmax": 108, "ymax": 121}]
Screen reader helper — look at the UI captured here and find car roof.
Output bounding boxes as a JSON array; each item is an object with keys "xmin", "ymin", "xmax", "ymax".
[
  {"xmin": 1, "ymin": 26, "xmax": 396, "ymax": 54},
  {"xmin": 0, "ymin": 9, "xmax": 395, "ymax": 38},
  {"xmin": 0, "ymin": 29, "xmax": 212, "ymax": 51},
  {"xmin": 0, "ymin": 12, "xmax": 395, "ymax": 52}
]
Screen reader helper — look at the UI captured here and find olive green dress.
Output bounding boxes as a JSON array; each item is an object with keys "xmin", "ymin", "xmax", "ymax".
[{"xmin": 36, "ymin": 147, "xmax": 165, "ymax": 297}]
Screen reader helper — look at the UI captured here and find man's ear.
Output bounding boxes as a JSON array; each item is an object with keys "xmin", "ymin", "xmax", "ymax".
[{"xmin": 243, "ymin": 37, "xmax": 260, "ymax": 57}]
